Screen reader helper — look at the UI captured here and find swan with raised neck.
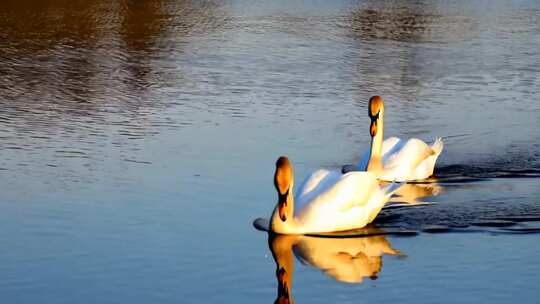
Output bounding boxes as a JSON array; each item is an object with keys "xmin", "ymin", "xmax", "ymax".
[
  {"xmin": 366, "ymin": 95, "xmax": 385, "ymax": 175},
  {"xmin": 343, "ymin": 95, "xmax": 444, "ymax": 181}
]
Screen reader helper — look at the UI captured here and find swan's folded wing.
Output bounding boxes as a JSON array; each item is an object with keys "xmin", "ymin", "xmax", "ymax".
[
  {"xmin": 381, "ymin": 137, "xmax": 405, "ymax": 163},
  {"xmin": 383, "ymin": 138, "xmax": 434, "ymax": 171},
  {"xmin": 412, "ymin": 138, "xmax": 444, "ymax": 179},
  {"xmin": 295, "ymin": 169, "xmax": 331, "ymax": 199},
  {"xmin": 381, "ymin": 137, "xmax": 403, "ymax": 158},
  {"xmin": 295, "ymin": 169, "xmax": 341, "ymax": 211},
  {"xmin": 302, "ymin": 172, "xmax": 379, "ymax": 214}
]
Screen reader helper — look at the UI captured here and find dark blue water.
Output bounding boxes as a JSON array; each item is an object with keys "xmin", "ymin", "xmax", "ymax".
[{"xmin": 1, "ymin": 0, "xmax": 539, "ymax": 303}]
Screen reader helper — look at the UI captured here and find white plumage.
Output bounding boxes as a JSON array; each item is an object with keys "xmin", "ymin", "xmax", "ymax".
[
  {"xmin": 357, "ymin": 137, "xmax": 444, "ymax": 181},
  {"xmin": 270, "ymin": 166, "xmax": 401, "ymax": 234}
]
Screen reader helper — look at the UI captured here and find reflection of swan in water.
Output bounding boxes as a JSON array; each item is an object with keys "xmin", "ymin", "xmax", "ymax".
[
  {"xmin": 270, "ymin": 234, "xmax": 296, "ymax": 304},
  {"xmin": 269, "ymin": 229, "xmax": 403, "ymax": 302},
  {"xmin": 387, "ymin": 181, "xmax": 443, "ymax": 205}
]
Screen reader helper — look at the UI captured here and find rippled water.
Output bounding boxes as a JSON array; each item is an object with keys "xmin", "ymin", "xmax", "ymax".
[{"xmin": 1, "ymin": 0, "xmax": 539, "ymax": 303}]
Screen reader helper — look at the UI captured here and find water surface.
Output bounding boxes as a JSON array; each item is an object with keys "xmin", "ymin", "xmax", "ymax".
[{"xmin": 1, "ymin": 0, "xmax": 539, "ymax": 303}]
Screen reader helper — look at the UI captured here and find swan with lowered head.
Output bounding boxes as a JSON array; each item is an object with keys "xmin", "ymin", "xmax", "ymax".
[
  {"xmin": 270, "ymin": 156, "xmax": 401, "ymax": 234},
  {"xmin": 343, "ymin": 96, "xmax": 444, "ymax": 181}
]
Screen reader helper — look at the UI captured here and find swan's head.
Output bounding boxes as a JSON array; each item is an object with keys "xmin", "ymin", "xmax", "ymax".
[
  {"xmin": 368, "ymin": 96, "xmax": 384, "ymax": 137},
  {"xmin": 274, "ymin": 156, "xmax": 294, "ymax": 222}
]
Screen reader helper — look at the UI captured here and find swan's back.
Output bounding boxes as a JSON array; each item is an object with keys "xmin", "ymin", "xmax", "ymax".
[
  {"xmin": 413, "ymin": 138, "xmax": 444, "ymax": 179},
  {"xmin": 380, "ymin": 138, "xmax": 443, "ymax": 181},
  {"xmin": 295, "ymin": 171, "xmax": 389, "ymax": 233},
  {"xmin": 384, "ymin": 139, "xmax": 431, "ymax": 167},
  {"xmin": 294, "ymin": 169, "xmax": 342, "ymax": 212}
]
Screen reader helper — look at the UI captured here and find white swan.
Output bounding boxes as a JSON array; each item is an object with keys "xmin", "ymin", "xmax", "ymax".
[
  {"xmin": 270, "ymin": 156, "xmax": 401, "ymax": 234},
  {"xmin": 344, "ymin": 96, "xmax": 444, "ymax": 181}
]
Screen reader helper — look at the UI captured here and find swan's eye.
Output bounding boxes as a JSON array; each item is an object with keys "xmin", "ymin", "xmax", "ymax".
[
  {"xmin": 369, "ymin": 110, "xmax": 380, "ymax": 121},
  {"xmin": 278, "ymin": 188, "xmax": 289, "ymax": 205}
]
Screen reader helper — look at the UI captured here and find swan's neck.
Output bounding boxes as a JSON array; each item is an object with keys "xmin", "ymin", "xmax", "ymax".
[
  {"xmin": 270, "ymin": 190, "xmax": 301, "ymax": 234},
  {"xmin": 366, "ymin": 115, "xmax": 384, "ymax": 174}
]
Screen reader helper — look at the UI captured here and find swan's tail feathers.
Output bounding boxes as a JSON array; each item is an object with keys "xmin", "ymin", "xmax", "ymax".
[
  {"xmin": 431, "ymin": 137, "xmax": 444, "ymax": 156},
  {"xmin": 382, "ymin": 181, "xmax": 404, "ymax": 199}
]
